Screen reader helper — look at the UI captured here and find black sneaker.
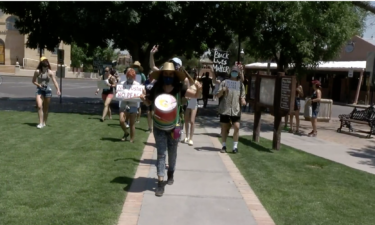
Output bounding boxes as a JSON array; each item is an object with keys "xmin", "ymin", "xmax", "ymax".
[
  {"xmin": 220, "ymin": 146, "xmax": 227, "ymax": 153},
  {"xmin": 155, "ymin": 181, "xmax": 164, "ymax": 197},
  {"xmin": 233, "ymin": 148, "xmax": 238, "ymax": 154},
  {"xmin": 167, "ymin": 171, "xmax": 174, "ymax": 185}
]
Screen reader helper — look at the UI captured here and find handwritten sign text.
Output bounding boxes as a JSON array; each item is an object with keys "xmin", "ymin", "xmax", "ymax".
[{"xmin": 116, "ymin": 84, "xmax": 145, "ymax": 102}]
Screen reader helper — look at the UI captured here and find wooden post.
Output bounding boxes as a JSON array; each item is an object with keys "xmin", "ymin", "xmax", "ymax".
[
  {"xmin": 253, "ymin": 74, "xmax": 261, "ymax": 142},
  {"xmin": 353, "ymin": 70, "xmax": 364, "ymax": 105},
  {"xmin": 272, "ymin": 72, "xmax": 285, "ymax": 150}
]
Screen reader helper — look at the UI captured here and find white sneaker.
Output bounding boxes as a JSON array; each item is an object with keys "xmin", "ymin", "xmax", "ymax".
[
  {"xmin": 126, "ymin": 123, "xmax": 129, "ymax": 128},
  {"xmin": 188, "ymin": 140, "xmax": 194, "ymax": 146},
  {"xmin": 37, "ymin": 123, "xmax": 44, "ymax": 129},
  {"xmin": 181, "ymin": 138, "xmax": 189, "ymax": 143}
]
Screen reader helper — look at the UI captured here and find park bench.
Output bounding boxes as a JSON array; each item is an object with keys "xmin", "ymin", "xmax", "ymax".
[{"xmin": 337, "ymin": 106, "xmax": 375, "ymax": 138}]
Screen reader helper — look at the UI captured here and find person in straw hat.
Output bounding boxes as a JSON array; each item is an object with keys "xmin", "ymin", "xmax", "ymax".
[
  {"xmin": 140, "ymin": 61, "xmax": 202, "ymax": 197},
  {"xmin": 32, "ymin": 56, "xmax": 61, "ymax": 129}
]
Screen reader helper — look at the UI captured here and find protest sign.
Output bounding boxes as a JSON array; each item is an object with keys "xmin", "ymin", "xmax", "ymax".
[
  {"xmin": 116, "ymin": 84, "xmax": 145, "ymax": 102},
  {"xmin": 212, "ymin": 50, "xmax": 230, "ymax": 73},
  {"xmin": 225, "ymin": 80, "xmax": 241, "ymax": 91}
]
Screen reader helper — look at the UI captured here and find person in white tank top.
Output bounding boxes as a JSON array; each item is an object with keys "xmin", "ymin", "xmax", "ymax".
[{"xmin": 182, "ymin": 70, "xmax": 199, "ymax": 146}]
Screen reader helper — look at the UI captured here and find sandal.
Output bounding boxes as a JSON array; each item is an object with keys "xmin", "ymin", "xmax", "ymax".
[{"xmin": 308, "ymin": 132, "xmax": 317, "ymax": 137}]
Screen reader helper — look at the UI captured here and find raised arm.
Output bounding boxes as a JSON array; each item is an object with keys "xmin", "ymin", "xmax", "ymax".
[{"xmin": 149, "ymin": 45, "xmax": 160, "ymax": 72}]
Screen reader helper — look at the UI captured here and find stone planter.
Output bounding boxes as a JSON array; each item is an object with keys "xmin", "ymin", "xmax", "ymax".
[{"xmin": 304, "ymin": 98, "xmax": 333, "ymax": 122}]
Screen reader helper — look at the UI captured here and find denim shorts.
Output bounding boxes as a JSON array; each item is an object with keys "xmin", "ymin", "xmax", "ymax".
[
  {"xmin": 36, "ymin": 87, "xmax": 52, "ymax": 98},
  {"xmin": 120, "ymin": 104, "xmax": 138, "ymax": 114},
  {"xmin": 311, "ymin": 109, "xmax": 319, "ymax": 118}
]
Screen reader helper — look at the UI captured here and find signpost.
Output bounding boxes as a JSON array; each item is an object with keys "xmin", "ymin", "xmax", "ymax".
[
  {"xmin": 57, "ymin": 49, "xmax": 64, "ymax": 104},
  {"xmin": 246, "ymin": 70, "xmax": 296, "ymax": 150}
]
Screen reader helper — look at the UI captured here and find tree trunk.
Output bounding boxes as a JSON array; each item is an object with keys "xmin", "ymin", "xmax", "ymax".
[{"xmin": 352, "ymin": 1, "xmax": 375, "ymax": 14}]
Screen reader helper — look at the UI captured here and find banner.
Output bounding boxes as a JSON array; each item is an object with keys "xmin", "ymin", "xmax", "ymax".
[
  {"xmin": 212, "ymin": 50, "xmax": 230, "ymax": 73},
  {"xmin": 116, "ymin": 84, "xmax": 145, "ymax": 102}
]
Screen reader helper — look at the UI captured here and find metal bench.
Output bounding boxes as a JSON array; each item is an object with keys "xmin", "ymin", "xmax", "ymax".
[{"xmin": 337, "ymin": 106, "xmax": 375, "ymax": 138}]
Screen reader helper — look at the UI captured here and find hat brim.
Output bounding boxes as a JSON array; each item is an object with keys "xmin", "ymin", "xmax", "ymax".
[
  {"xmin": 150, "ymin": 69, "xmax": 190, "ymax": 83},
  {"xmin": 130, "ymin": 64, "xmax": 143, "ymax": 72}
]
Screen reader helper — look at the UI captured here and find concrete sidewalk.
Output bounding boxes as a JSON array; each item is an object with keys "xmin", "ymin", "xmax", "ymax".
[
  {"xmin": 118, "ymin": 126, "xmax": 275, "ymax": 225},
  {"xmin": 201, "ymin": 115, "xmax": 375, "ymax": 175}
]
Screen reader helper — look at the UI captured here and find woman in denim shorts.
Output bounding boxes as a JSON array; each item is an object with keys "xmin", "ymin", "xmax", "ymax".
[
  {"xmin": 32, "ymin": 57, "xmax": 61, "ymax": 129},
  {"xmin": 308, "ymin": 80, "xmax": 322, "ymax": 137},
  {"xmin": 140, "ymin": 59, "xmax": 202, "ymax": 197}
]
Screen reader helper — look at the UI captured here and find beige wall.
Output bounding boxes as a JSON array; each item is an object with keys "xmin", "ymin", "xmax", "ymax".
[{"xmin": 0, "ymin": 12, "xmax": 71, "ymax": 71}]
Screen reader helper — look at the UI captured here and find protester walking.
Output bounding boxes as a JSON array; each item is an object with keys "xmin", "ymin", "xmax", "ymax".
[
  {"xmin": 308, "ymin": 80, "xmax": 322, "ymax": 137},
  {"xmin": 32, "ymin": 57, "xmax": 61, "ymax": 128},
  {"xmin": 216, "ymin": 66, "xmax": 246, "ymax": 153},
  {"xmin": 96, "ymin": 67, "xmax": 117, "ymax": 122},
  {"xmin": 182, "ymin": 69, "xmax": 199, "ymax": 146},
  {"xmin": 140, "ymin": 61, "xmax": 201, "ymax": 197},
  {"xmin": 144, "ymin": 72, "xmax": 155, "ymax": 132},
  {"xmin": 199, "ymin": 72, "xmax": 214, "ymax": 108},
  {"xmin": 119, "ymin": 68, "xmax": 145, "ymax": 142}
]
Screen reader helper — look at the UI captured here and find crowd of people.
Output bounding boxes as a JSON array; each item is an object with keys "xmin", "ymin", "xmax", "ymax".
[{"xmin": 31, "ymin": 52, "xmax": 322, "ymax": 197}]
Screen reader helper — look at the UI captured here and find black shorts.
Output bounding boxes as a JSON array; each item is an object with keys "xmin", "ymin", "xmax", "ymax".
[
  {"xmin": 147, "ymin": 105, "xmax": 153, "ymax": 112},
  {"xmin": 220, "ymin": 114, "xmax": 241, "ymax": 124}
]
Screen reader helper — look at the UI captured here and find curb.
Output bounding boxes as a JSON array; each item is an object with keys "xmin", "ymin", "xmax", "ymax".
[{"xmin": 117, "ymin": 134, "xmax": 155, "ymax": 225}]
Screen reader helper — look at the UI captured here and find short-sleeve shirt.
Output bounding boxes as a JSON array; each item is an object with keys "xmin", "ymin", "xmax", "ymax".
[{"xmin": 217, "ymin": 79, "xmax": 245, "ymax": 117}]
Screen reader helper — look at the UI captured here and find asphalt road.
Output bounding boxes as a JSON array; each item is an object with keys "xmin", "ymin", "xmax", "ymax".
[{"xmin": 0, "ymin": 76, "xmax": 355, "ymax": 118}]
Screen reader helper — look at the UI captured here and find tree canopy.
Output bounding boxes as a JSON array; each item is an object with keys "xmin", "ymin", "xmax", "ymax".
[{"xmin": 0, "ymin": 1, "xmax": 367, "ymax": 74}]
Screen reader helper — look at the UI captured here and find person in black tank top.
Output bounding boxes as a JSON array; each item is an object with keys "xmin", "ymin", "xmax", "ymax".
[
  {"xmin": 308, "ymin": 80, "xmax": 322, "ymax": 137},
  {"xmin": 95, "ymin": 67, "xmax": 117, "ymax": 122},
  {"xmin": 288, "ymin": 82, "xmax": 304, "ymax": 134}
]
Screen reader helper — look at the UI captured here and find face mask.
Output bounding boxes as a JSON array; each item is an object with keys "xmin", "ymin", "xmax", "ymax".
[
  {"xmin": 134, "ymin": 68, "xmax": 139, "ymax": 73},
  {"xmin": 127, "ymin": 78, "xmax": 134, "ymax": 84},
  {"xmin": 231, "ymin": 71, "xmax": 238, "ymax": 78},
  {"xmin": 163, "ymin": 76, "xmax": 174, "ymax": 85}
]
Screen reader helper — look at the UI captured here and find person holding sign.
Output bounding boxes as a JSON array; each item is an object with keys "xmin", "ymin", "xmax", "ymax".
[
  {"xmin": 140, "ymin": 62, "xmax": 201, "ymax": 197},
  {"xmin": 118, "ymin": 68, "xmax": 145, "ymax": 143},
  {"xmin": 95, "ymin": 67, "xmax": 117, "ymax": 122},
  {"xmin": 32, "ymin": 57, "xmax": 61, "ymax": 129},
  {"xmin": 216, "ymin": 66, "xmax": 246, "ymax": 154}
]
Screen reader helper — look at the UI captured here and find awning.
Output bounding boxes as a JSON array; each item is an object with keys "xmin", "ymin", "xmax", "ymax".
[{"xmin": 245, "ymin": 61, "xmax": 366, "ymax": 72}]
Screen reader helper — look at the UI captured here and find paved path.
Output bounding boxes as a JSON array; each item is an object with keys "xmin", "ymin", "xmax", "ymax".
[{"xmin": 118, "ymin": 126, "xmax": 275, "ymax": 225}]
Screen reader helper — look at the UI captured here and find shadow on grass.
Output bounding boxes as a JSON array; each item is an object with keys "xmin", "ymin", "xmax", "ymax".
[
  {"xmin": 101, "ymin": 137, "xmax": 123, "ymax": 142},
  {"xmin": 239, "ymin": 136, "xmax": 273, "ymax": 153},
  {"xmin": 23, "ymin": 122, "xmax": 38, "ymax": 127}
]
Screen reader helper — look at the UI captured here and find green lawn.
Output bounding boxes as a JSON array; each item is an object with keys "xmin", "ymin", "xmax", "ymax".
[
  {"xmin": 224, "ymin": 136, "xmax": 375, "ymax": 225},
  {"xmin": 0, "ymin": 111, "xmax": 150, "ymax": 225}
]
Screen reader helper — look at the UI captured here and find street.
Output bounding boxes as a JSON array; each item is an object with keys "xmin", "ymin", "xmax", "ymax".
[{"xmin": 0, "ymin": 76, "xmax": 356, "ymax": 118}]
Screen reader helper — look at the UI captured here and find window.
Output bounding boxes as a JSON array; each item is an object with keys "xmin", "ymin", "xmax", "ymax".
[{"xmin": 6, "ymin": 16, "xmax": 17, "ymax": 30}]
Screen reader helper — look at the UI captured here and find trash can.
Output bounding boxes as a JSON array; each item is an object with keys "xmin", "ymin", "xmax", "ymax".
[{"xmin": 304, "ymin": 98, "xmax": 333, "ymax": 122}]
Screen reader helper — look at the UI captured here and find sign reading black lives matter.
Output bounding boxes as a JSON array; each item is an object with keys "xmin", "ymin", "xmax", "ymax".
[{"xmin": 212, "ymin": 50, "xmax": 230, "ymax": 73}]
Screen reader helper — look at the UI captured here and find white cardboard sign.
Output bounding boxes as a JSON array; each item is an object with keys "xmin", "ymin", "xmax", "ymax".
[
  {"xmin": 97, "ymin": 80, "xmax": 110, "ymax": 89},
  {"xmin": 116, "ymin": 84, "xmax": 145, "ymax": 102},
  {"xmin": 225, "ymin": 80, "xmax": 241, "ymax": 91}
]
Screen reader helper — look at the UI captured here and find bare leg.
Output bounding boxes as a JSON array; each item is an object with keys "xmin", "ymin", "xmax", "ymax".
[
  {"xmin": 184, "ymin": 109, "xmax": 191, "ymax": 140},
  {"xmin": 119, "ymin": 112, "xmax": 128, "ymax": 133},
  {"xmin": 221, "ymin": 123, "xmax": 230, "ymax": 143},
  {"xmin": 189, "ymin": 108, "xmax": 197, "ymax": 140},
  {"xmin": 312, "ymin": 118, "xmax": 317, "ymax": 133},
  {"xmin": 42, "ymin": 97, "xmax": 51, "ymax": 125},
  {"xmin": 36, "ymin": 95, "xmax": 44, "ymax": 125},
  {"xmin": 289, "ymin": 113, "xmax": 294, "ymax": 132},
  {"xmin": 128, "ymin": 113, "xmax": 137, "ymax": 142},
  {"xmin": 102, "ymin": 97, "xmax": 113, "ymax": 120},
  {"xmin": 232, "ymin": 122, "xmax": 240, "ymax": 142},
  {"xmin": 136, "ymin": 107, "xmax": 141, "ymax": 122},
  {"xmin": 107, "ymin": 107, "xmax": 112, "ymax": 119}
]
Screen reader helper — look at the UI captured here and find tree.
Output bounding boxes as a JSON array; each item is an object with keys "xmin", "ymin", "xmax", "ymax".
[
  {"xmin": 222, "ymin": 2, "xmax": 367, "ymax": 73},
  {"xmin": 0, "ymin": 2, "xmax": 233, "ymax": 73}
]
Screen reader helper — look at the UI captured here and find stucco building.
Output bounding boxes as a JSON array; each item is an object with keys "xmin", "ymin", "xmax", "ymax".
[{"xmin": 0, "ymin": 11, "xmax": 71, "ymax": 73}]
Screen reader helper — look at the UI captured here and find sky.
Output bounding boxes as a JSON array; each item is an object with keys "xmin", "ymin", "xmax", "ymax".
[{"xmin": 362, "ymin": 2, "xmax": 375, "ymax": 38}]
